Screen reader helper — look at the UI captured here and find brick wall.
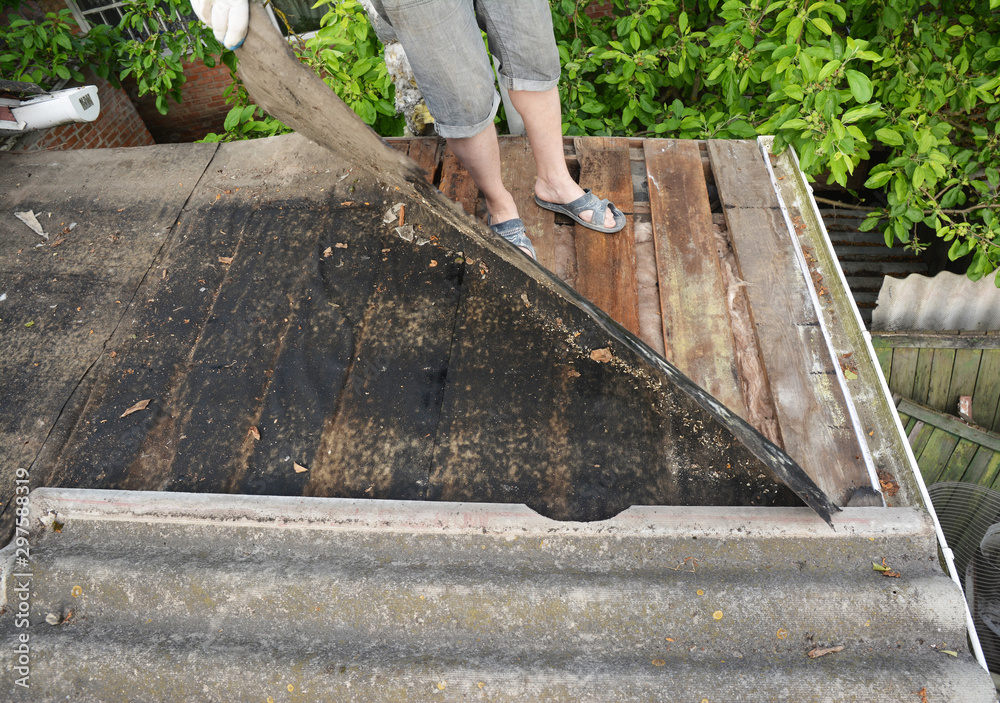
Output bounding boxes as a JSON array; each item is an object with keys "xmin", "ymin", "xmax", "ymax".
[
  {"xmin": 10, "ymin": 72, "xmax": 155, "ymax": 151},
  {"xmin": 584, "ymin": 1, "xmax": 615, "ymax": 19},
  {"xmin": 126, "ymin": 58, "xmax": 234, "ymax": 144}
]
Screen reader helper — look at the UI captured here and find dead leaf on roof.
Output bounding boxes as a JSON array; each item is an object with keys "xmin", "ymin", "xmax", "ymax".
[
  {"xmin": 120, "ymin": 399, "xmax": 150, "ymax": 418},
  {"xmin": 218, "ymin": 256, "xmax": 234, "ymax": 265},
  {"xmin": 590, "ymin": 348, "xmax": 613, "ymax": 363},
  {"xmin": 806, "ymin": 645, "xmax": 844, "ymax": 658},
  {"xmin": 323, "ymin": 247, "xmax": 334, "ymax": 257},
  {"xmin": 335, "ymin": 242, "xmax": 348, "ymax": 249},
  {"xmin": 248, "ymin": 426, "xmax": 261, "ymax": 441},
  {"xmin": 293, "ymin": 462, "xmax": 308, "ymax": 473}
]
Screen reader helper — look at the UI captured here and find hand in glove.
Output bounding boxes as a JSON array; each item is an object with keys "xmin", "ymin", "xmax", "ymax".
[{"xmin": 190, "ymin": 0, "xmax": 249, "ymax": 50}]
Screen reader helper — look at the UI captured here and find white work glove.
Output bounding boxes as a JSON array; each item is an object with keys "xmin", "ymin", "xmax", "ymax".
[{"xmin": 190, "ymin": 0, "xmax": 249, "ymax": 50}]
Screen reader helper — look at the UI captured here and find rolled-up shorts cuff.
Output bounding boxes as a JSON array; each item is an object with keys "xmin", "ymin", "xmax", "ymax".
[
  {"xmin": 499, "ymin": 75, "xmax": 559, "ymax": 93},
  {"xmin": 432, "ymin": 91, "xmax": 501, "ymax": 139}
]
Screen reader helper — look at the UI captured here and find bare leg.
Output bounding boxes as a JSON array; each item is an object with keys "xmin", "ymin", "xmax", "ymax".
[
  {"xmin": 508, "ymin": 87, "xmax": 616, "ymax": 229},
  {"xmin": 446, "ymin": 124, "xmax": 535, "ymax": 256},
  {"xmin": 445, "ymin": 125, "xmax": 518, "ymax": 224}
]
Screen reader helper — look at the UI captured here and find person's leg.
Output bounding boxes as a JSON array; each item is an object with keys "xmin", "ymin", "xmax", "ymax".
[
  {"xmin": 508, "ymin": 87, "xmax": 616, "ymax": 230},
  {"xmin": 445, "ymin": 125, "xmax": 518, "ymax": 225}
]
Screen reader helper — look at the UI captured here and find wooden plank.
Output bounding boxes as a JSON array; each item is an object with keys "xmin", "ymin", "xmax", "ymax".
[
  {"xmin": 888, "ymin": 347, "xmax": 918, "ymax": 400},
  {"xmin": 938, "ymin": 438, "xmax": 981, "ymax": 483},
  {"xmin": 872, "ymin": 332, "xmax": 1000, "ymax": 349},
  {"xmin": 438, "ymin": 143, "xmax": 479, "ymax": 217},
  {"xmin": 916, "ymin": 427, "xmax": 960, "ymax": 484},
  {"xmin": 874, "ymin": 345, "xmax": 893, "ymax": 384},
  {"xmin": 947, "ymin": 348, "xmax": 983, "ymax": 415},
  {"xmin": 985, "ymin": 451, "xmax": 1000, "ymax": 491},
  {"xmin": 908, "ymin": 420, "xmax": 934, "ymax": 457},
  {"xmin": 926, "ymin": 347, "xmax": 957, "ymax": 412},
  {"xmin": 972, "ymin": 349, "xmax": 1000, "ymax": 431},
  {"xmin": 911, "ymin": 347, "xmax": 934, "ymax": 405},
  {"xmin": 407, "ymin": 137, "xmax": 440, "ymax": 183},
  {"xmin": 644, "ymin": 139, "xmax": 746, "ymax": 418},
  {"xmin": 901, "ymin": 415, "xmax": 914, "ymax": 432},
  {"xmin": 573, "ymin": 136, "xmax": 641, "ymax": 338},
  {"xmin": 898, "ymin": 397, "xmax": 1000, "ymax": 454},
  {"xmin": 706, "ymin": 139, "xmax": 869, "ymax": 505},
  {"xmin": 961, "ymin": 445, "xmax": 1000, "ymax": 485},
  {"xmin": 498, "ymin": 136, "xmax": 556, "ymax": 267}
]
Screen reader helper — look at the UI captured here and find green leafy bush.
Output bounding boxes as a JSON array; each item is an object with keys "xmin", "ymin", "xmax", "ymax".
[
  {"xmin": 0, "ymin": 0, "xmax": 225, "ymax": 115},
  {"xmin": 552, "ymin": 0, "xmax": 1000, "ymax": 283}
]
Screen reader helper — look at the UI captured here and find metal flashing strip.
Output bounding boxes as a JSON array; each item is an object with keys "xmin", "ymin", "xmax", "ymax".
[{"xmin": 758, "ymin": 136, "xmax": 989, "ymax": 673}]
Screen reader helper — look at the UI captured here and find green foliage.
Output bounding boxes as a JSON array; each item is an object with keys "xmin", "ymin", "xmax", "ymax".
[
  {"xmin": 117, "ymin": 0, "xmax": 227, "ymax": 115},
  {"xmin": 0, "ymin": 9, "xmax": 116, "ymax": 87},
  {"xmin": 0, "ymin": 0, "xmax": 224, "ymax": 115},
  {"xmin": 551, "ymin": 0, "xmax": 1000, "ymax": 284}
]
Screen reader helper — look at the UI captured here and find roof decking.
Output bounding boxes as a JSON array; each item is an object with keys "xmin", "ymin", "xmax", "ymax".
[{"xmin": 390, "ymin": 135, "xmax": 877, "ymax": 507}]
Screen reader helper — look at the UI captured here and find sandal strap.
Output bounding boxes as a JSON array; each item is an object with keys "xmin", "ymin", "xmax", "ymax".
[
  {"xmin": 488, "ymin": 217, "xmax": 537, "ymax": 259},
  {"xmin": 565, "ymin": 188, "xmax": 611, "ymax": 228}
]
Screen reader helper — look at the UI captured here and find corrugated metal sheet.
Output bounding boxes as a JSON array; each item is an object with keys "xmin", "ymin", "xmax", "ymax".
[{"xmin": 873, "ymin": 271, "xmax": 1000, "ymax": 331}]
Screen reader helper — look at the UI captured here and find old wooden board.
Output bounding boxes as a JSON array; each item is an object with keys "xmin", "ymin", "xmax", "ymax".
[
  {"xmin": 973, "ymin": 349, "xmax": 1000, "ymax": 433},
  {"xmin": 872, "ymin": 332, "xmax": 1000, "ymax": 349},
  {"xmin": 911, "ymin": 348, "xmax": 935, "ymax": 406},
  {"xmin": 889, "ymin": 347, "xmax": 919, "ymax": 400},
  {"xmin": 707, "ymin": 139, "xmax": 869, "ymax": 505},
  {"xmin": 644, "ymin": 139, "xmax": 746, "ymax": 419},
  {"xmin": 0, "ymin": 143, "xmax": 219, "ymax": 534},
  {"xmin": 438, "ymin": 143, "xmax": 478, "ymax": 216},
  {"xmin": 949, "ymin": 348, "xmax": 984, "ymax": 416},
  {"xmin": 927, "ymin": 348, "xmax": 958, "ymax": 412},
  {"xmin": 407, "ymin": 137, "xmax": 440, "ymax": 183},
  {"xmin": 916, "ymin": 428, "xmax": 960, "ymax": 484},
  {"xmin": 497, "ymin": 136, "xmax": 557, "ymax": 267},
  {"xmin": 573, "ymin": 137, "xmax": 641, "ymax": 338}
]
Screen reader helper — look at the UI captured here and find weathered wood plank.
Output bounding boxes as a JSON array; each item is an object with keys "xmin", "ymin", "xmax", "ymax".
[
  {"xmin": 916, "ymin": 427, "xmax": 960, "ymax": 484},
  {"xmin": 961, "ymin": 445, "xmax": 1000, "ymax": 486},
  {"xmin": 874, "ymin": 345, "xmax": 893, "ymax": 384},
  {"xmin": 498, "ymin": 136, "xmax": 556, "ymax": 267},
  {"xmin": 438, "ymin": 143, "xmax": 479, "ymax": 217},
  {"xmin": 573, "ymin": 136, "xmax": 641, "ymax": 338},
  {"xmin": 872, "ymin": 332, "xmax": 1000, "ymax": 349},
  {"xmin": 889, "ymin": 347, "xmax": 918, "ymax": 400},
  {"xmin": 947, "ymin": 348, "xmax": 984, "ymax": 415},
  {"xmin": 644, "ymin": 139, "xmax": 746, "ymax": 419},
  {"xmin": 972, "ymin": 349, "xmax": 1000, "ymax": 432},
  {"xmin": 938, "ymin": 438, "xmax": 981, "ymax": 483},
  {"xmin": 407, "ymin": 137, "xmax": 440, "ymax": 183},
  {"xmin": 927, "ymin": 348, "xmax": 957, "ymax": 411},
  {"xmin": 707, "ymin": 139, "xmax": 869, "ymax": 505},
  {"xmin": 898, "ymin": 397, "xmax": 1000, "ymax": 454},
  {"xmin": 908, "ymin": 420, "xmax": 934, "ymax": 457},
  {"xmin": 985, "ymin": 451, "xmax": 1000, "ymax": 491},
  {"xmin": 911, "ymin": 348, "xmax": 934, "ymax": 405}
]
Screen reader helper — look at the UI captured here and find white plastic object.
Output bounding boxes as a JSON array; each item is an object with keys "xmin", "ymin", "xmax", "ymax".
[{"xmin": 11, "ymin": 86, "xmax": 100, "ymax": 131}]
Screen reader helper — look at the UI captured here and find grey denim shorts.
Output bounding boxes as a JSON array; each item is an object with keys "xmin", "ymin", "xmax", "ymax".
[{"xmin": 369, "ymin": 0, "xmax": 561, "ymax": 138}]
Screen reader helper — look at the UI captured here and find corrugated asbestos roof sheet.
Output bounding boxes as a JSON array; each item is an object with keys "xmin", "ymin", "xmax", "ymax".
[
  {"xmin": 6, "ymin": 488, "xmax": 994, "ymax": 702},
  {"xmin": 873, "ymin": 270, "xmax": 1000, "ymax": 332}
]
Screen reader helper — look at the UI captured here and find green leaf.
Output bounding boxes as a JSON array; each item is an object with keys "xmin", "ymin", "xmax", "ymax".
[
  {"xmin": 810, "ymin": 17, "xmax": 832, "ymax": 35},
  {"xmin": 865, "ymin": 170, "xmax": 893, "ymax": 189},
  {"xmin": 875, "ymin": 128, "xmax": 904, "ymax": 147},
  {"xmin": 678, "ymin": 11, "xmax": 688, "ymax": 33},
  {"xmin": 223, "ymin": 106, "xmax": 243, "ymax": 132},
  {"xmin": 845, "ymin": 70, "xmax": 872, "ymax": 103},
  {"xmin": 784, "ymin": 84, "xmax": 805, "ymax": 100},
  {"xmin": 883, "ymin": 7, "xmax": 901, "ymax": 30}
]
